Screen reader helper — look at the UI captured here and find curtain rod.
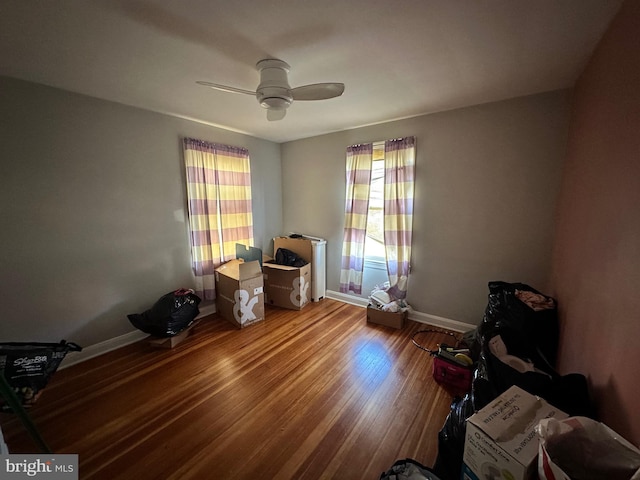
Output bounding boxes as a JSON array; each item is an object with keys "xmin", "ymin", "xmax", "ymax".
[{"xmin": 350, "ymin": 136, "xmax": 413, "ymax": 149}]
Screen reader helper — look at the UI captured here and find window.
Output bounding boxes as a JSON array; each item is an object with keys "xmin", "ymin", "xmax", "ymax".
[
  {"xmin": 182, "ymin": 138, "xmax": 254, "ymax": 301},
  {"xmin": 340, "ymin": 137, "xmax": 415, "ymax": 297},
  {"xmin": 364, "ymin": 144, "xmax": 385, "ymax": 262}
]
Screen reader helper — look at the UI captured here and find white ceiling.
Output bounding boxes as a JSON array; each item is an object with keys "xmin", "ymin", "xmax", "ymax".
[{"xmin": 0, "ymin": 0, "xmax": 622, "ymax": 143}]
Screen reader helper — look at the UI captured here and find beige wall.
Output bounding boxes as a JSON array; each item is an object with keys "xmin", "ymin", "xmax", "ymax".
[
  {"xmin": 282, "ymin": 91, "xmax": 570, "ymax": 324},
  {"xmin": 551, "ymin": 0, "xmax": 640, "ymax": 445},
  {"xmin": 0, "ymin": 76, "xmax": 282, "ymax": 348}
]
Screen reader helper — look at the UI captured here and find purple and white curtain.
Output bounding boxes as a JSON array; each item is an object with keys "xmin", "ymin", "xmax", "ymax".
[
  {"xmin": 340, "ymin": 137, "xmax": 416, "ymax": 298},
  {"xmin": 339, "ymin": 143, "xmax": 372, "ymax": 294},
  {"xmin": 183, "ymin": 138, "xmax": 254, "ymax": 301},
  {"xmin": 383, "ymin": 137, "xmax": 416, "ymax": 299}
]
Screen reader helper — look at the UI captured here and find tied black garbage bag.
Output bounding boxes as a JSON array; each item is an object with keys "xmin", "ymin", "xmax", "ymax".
[
  {"xmin": 0, "ymin": 340, "xmax": 82, "ymax": 409},
  {"xmin": 128, "ymin": 288, "xmax": 201, "ymax": 338}
]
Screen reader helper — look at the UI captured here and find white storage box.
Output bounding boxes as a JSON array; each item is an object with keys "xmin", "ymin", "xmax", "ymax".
[{"xmin": 462, "ymin": 385, "xmax": 567, "ymax": 480}]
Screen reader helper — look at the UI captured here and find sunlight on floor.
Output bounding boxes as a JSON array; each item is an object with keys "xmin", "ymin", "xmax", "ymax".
[{"xmin": 350, "ymin": 339, "xmax": 393, "ymax": 393}]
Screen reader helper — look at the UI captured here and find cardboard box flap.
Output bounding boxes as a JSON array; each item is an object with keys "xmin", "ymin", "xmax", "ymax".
[
  {"xmin": 263, "ymin": 262, "xmax": 302, "ymax": 272},
  {"xmin": 273, "ymin": 236, "xmax": 313, "ymax": 264},
  {"xmin": 215, "ymin": 259, "xmax": 262, "ymax": 280},
  {"xmin": 236, "ymin": 243, "xmax": 263, "ymax": 267}
]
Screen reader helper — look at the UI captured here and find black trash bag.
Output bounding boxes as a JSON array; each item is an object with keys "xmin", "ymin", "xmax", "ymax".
[
  {"xmin": 128, "ymin": 288, "xmax": 201, "ymax": 338},
  {"xmin": 475, "ymin": 282, "xmax": 595, "ymax": 417},
  {"xmin": 432, "ymin": 362, "xmax": 498, "ymax": 480},
  {"xmin": 469, "ymin": 355, "xmax": 496, "ymax": 412},
  {"xmin": 0, "ymin": 340, "xmax": 82, "ymax": 409},
  {"xmin": 479, "ymin": 337, "xmax": 594, "ymax": 418},
  {"xmin": 380, "ymin": 458, "xmax": 443, "ymax": 480},
  {"xmin": 478, "ymin": 281, "xmax": 559, "ymax": 368},
  {"xmin": 433, "ymin": 395, "xmax": 475, "ymax": 480},
  {"xmin": 275, "ymin": 248, "xmax": 308, "ymax": 267}
]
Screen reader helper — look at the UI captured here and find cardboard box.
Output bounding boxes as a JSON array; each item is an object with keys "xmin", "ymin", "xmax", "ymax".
[
  {"xmin": 462, "ymin": 385, "xmax": 568, "ymax": 480},
  {"xmin": 263, "ymin": 262, "xmax": 311, "ymax": 310},
  {"xmin": 215, "ymin": 259, "xmax": 265, "ymax": 328},
  {"xmin": 366, "ymin": 305, "xmax": 407, "ymax": 329},
  {"xmin": 263, "ymin": 236, "xmax": 313, "ymax": 310},
  {"xmin": 148, "ymin": 320, "xmax": 200, "ymax": 349}
]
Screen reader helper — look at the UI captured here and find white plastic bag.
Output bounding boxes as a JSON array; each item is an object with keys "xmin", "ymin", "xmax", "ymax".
[{"xmin": 537, "ymin": 416, "xmax": 640, "ymax": 480}]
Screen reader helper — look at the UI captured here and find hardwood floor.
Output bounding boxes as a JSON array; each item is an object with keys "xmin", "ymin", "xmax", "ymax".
[{"xmin": 1, "ymin": 299, "xmax": 461, "ymax": 479}]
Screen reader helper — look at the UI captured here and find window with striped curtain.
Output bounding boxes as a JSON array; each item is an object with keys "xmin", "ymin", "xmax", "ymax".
[
  {"xmin": 340, "ymin": 136, "xmax": 415, "ymax": 299},
  {"xmin": 183, "ymin": 138, "xmax": 254, "ymax": 301}
]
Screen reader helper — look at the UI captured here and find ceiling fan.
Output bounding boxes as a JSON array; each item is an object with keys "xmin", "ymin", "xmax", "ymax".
[{"xmin": 197, "ymin": 58, "xmax": 345, "ymax": 121}]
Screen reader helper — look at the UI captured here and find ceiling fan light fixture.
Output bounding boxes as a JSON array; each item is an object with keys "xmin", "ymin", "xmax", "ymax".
[
  {"xmin": 197, "ymin": 57, "xmax": 343, "ymax": 120},
  {"xmin": 259, "ymin": 96, "xmax": 292, "ymax": 110},
  {"xmin": 257, "ymin": 85, "xmax": 293, "ymax": 110}
]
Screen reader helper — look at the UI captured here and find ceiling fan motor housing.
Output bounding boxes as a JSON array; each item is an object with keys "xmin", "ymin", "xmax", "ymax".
[{"xmin": 256, "ymin": 59, "xmax": 293, "ymax": 110}]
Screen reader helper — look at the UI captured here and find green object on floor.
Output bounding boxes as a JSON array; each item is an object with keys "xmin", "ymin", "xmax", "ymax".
[{"xmin": 0, "ymin": 374, "xmax": 51, "ymax": 453}]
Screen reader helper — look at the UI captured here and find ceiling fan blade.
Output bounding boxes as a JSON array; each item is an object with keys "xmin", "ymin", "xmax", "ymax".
[
  {"xmin": 290, "ymin": 83, "xmax": 345, "ymax": 101},
  {"xmin": 196, "ymin": 81, "xmax": 256, "ymax": 96},
  {"xmin": 267, "ymin": 108, "xmax": 287, "ymax": 121}
]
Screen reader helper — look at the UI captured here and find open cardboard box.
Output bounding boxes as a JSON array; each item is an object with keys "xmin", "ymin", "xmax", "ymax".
[
  {"xmin": 366, "ymin": 304, "xmax": 407, "ymax": 329},
  {"xmin": 215, "ymin": 259, "xmax": 265, "ymax": 328},
  {"xmin": 263, "ymin": 237, "xmax": 312, "ymax": 310}
]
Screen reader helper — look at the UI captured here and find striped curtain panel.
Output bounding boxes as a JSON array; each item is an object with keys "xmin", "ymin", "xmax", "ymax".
[
  {"xmin": 339, "ymin": 143, "xmax": 373, "ymax": 294},
  {"xmin": 383, "ymin": 137, "xmax": 416, "ymax": 299},
  {"xmin": 183, "ymin": 138, "xmax": 254, "ymax": 301}
]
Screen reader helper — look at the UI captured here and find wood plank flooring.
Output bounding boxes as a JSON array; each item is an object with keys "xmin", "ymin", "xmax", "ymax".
[{"xmin": 0, "ymin": 299, "xmax": 461, "ymax": 479}]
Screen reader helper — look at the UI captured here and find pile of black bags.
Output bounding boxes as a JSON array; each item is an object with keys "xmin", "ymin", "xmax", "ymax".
[{"xmin": 433, "ymin": 281, "xmax": 594, "ymax": 480}]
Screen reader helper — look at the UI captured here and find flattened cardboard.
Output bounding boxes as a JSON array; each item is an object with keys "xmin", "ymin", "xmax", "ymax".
[
  {"xmin": 263, "ymin": 262, "xmax": 311, "ymax": 310},
  {"xmin": 215, "ymin": 259, "xmax": 265, "ymax": 328},
  {"xmin": 462, "ymin": 385, "xmax": 568, "ymax": 480},
  {"xmin": 366, "ymin": 305, "xmax": 407, "ymax": 329}
]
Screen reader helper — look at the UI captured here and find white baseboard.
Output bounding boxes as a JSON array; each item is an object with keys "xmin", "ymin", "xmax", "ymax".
[
  {"xmin": 325, "ymin": 290, "xmax": 369, "ymax": 307},
  {"xmin": 60, "ymin": 303, "xmax": 218, "ymax": 369},
  {"xmin": 408, "ymin": 310, "xmax": 476, "ymax": 333},
  {"xmin": 59, "ymin": 330, "xmax": 149, "ymax": 369},
  {"xmin": 325, "ymin": 289, "xmax": 476, "ymax": 333},
  {"xmin": 60, "ymin": 295, "xmax": 475, "ymax": 369}
]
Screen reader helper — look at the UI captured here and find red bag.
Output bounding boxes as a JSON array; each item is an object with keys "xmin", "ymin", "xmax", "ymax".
[
  {"xmin": 432, "ymin": 354, "xmax": 472, "ymax": 394},
  {"xmin": 411, "ymin": 329, "xmax": 473, "ymax": 395}
]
